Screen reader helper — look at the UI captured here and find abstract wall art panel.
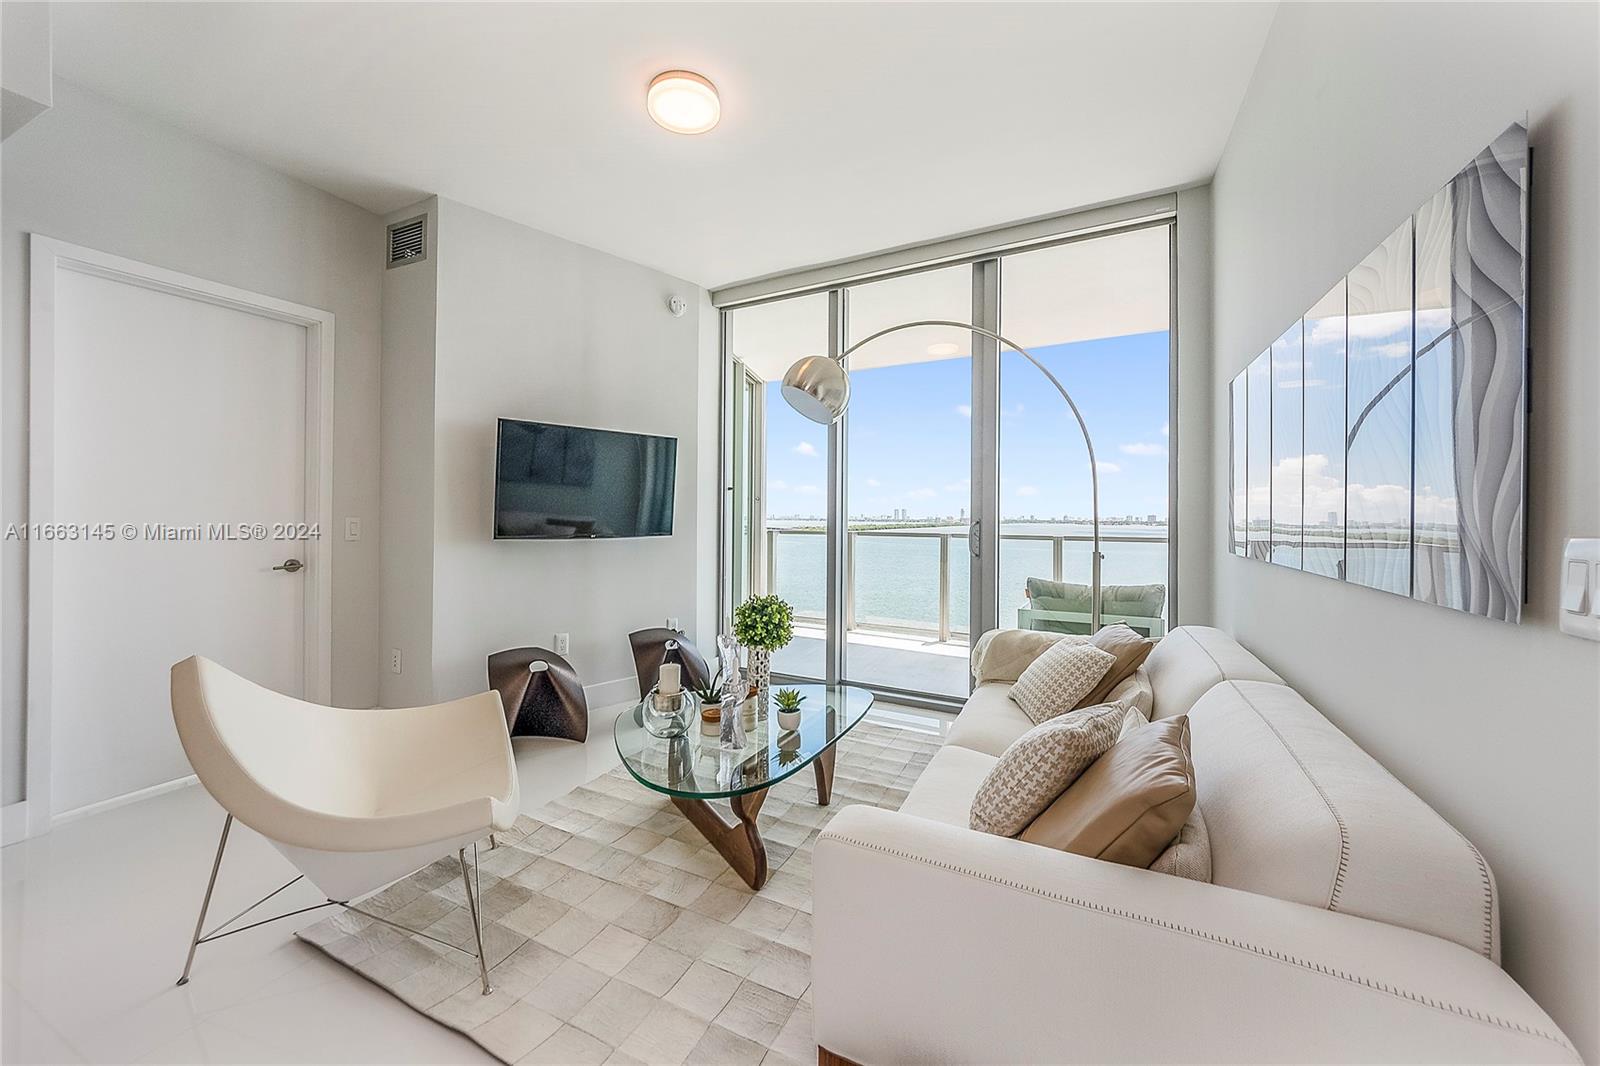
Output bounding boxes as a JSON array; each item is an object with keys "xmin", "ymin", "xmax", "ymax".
[
  {"xmin": 1346, "ymin": 218, "xmax": 1414, "ymax": 597},
  {"xmin": 1270, "ymin": 321, "xmax": 1305, "ymax": 569},
  {"xmin": 1302, "ymin": 280, "xmax": 1347, "ymax": 580},
  {"xmin": 1245, "ymin": 349, "xmax": 1272, "ymax": 561},
  {"xmin": 1230, "ymin": 374, "xmax": 1248, "ymax": 557},
  {"xmin": 1225, "ymin": 122, "xmax": 1528, "ymax": 624}
]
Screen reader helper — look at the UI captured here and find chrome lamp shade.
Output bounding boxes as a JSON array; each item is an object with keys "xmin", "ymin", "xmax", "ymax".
[{"xmin": 781, "ymin": 355, "xmax": 851, "ymax": 424}]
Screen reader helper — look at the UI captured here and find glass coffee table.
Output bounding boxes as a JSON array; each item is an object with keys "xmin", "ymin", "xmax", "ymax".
[{"xmin": 614, "ymin": 684, "xmax": 873, "ymax": 890}]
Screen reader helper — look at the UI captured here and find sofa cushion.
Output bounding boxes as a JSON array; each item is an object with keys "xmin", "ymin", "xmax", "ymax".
[
  {"xmin": 896, "ymin": 745, "xmax": 997, "ymax": 828},
  {"xmin": 1076, "ymin": 623, "xmax": 1155, "ymax": 708},
  {"xmin": 945, "ymin": 682, "xmax": 1035, "ymax": 758},
  {"xmin": 1150, "ymin": 800, "xmax": 1211, "ymax": 882},
  {"xmin": 969, "ymin": 704, "xmax": 1124, "ymax": 837},
  {"xmin": 1144, "ymin": 625, "xmax": 1284, "ymax": 718},
  {"xmin": 1010, "ymin": 641, "xmax": 1116, "ymax": 724},
  {"xmin": 1190, "ymin": 679, "xmax": 1499, "ymax": 961},
  {"xmin": 1019, "ymin": 716, "xmax": 1195, "ymax": 868}
]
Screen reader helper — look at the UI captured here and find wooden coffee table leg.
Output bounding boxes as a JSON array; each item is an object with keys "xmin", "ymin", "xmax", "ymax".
[
  {"xmin": 671, "ymin": 788, "xmax": 769, "ymax": 890},
  {"xmin": 814, "ymin": 745, "xmax": 836, "ymax": 806}
]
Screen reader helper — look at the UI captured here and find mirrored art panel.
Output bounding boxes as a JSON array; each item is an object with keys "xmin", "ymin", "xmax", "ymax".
[
  {"xmin": 1245, "ymin": 350, "xmax": 1272, "ymax": 561},
  {"xmin": 1230, "ymin": 374, "xmax": 1247, "ymax": 557},
  {"xmin": 1302, "ymin": 280, "xmax": 1347, "ymax": 580},
  {"xmin": 1224, "ymin": 122, "xmax": 1527, "ymax": 624},
  {"xmin": 1270, "ymin": 321, "xmax": 1304, "ymax": 568},
  {"xmin": 1411, "ymin": 125, "xmax": 1527, "ymax": 622},
  {"xmin": 1346, "ymin": 217, "xmax": 1414, "ymax": 597}
]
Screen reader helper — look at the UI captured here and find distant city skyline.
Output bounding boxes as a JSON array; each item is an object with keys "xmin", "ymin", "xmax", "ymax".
[{"xmin": 764, "ymin": 330, "xmax": 1170, "ymax": 521}]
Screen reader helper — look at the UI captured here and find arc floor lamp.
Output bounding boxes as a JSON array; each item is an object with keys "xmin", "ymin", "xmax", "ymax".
[{"xmin": 780, "ymin": 319, "xmax": 1104, "ymax": 632}]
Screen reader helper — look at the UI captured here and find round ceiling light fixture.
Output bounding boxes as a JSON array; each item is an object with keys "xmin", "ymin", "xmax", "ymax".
[
  {"xmin": 926, "ymin": 342, "xmax": 961, "ymax": 356},
  {"xmin": 647, "ymin": 70, "xmax": 721, "ymax": 135}
]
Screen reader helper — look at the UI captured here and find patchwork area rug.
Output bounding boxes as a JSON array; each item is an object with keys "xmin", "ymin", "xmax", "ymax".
[{"xmin": 296, "ymin": 719, "xmax": 940, "ymax": 1064}]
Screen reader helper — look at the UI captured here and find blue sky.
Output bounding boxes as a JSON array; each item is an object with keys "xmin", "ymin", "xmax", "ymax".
[{"xmin": 765, "ymin": 330, "xmax": 1170, "ymax": 520}]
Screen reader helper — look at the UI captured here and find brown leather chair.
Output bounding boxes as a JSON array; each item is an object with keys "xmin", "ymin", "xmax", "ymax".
[
  {"xmin": 486, "ymin": 647, "xmax": 588, "ymax": 742},
  {"xmin": 627, "ymin": 628, "xmax": 711, "ymax": 698}
]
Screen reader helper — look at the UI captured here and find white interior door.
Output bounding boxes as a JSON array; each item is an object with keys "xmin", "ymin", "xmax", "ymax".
[{"xmin": 40, "ymin": 259, "xmax": 315, "ymax": 819}]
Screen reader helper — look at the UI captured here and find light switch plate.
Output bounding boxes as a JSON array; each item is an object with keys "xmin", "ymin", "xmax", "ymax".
[
  {"xmin": 1559, "ymin": 538, "xmax": 1600, "ymax": 641},
  {"xmin": 345, "ymin": 517, "xmax": 362, "ymax": 541}
]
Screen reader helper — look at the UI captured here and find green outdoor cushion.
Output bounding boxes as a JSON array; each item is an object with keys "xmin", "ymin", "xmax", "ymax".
[{"xmin": 1025, "ymin": 579, "xmax": 1167, "ymax": 620}]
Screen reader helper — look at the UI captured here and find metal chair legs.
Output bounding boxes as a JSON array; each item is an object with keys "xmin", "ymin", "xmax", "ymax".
[
  {"xmin": 176, "ymin": 815, "xmax": 496, "ymax": 995},
  {"xmin": 177, "ymin": 814, "xmax": 233, "ymax": 986},
  {"xmin": 459, "ymin": 844, "xmax": 493, "ymax": 995}
]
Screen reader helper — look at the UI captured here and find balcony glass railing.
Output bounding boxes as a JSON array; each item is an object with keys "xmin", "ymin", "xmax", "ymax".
[{"xmin": 766, "ymin": 527, "xmax": 1169, "ymax": 641}]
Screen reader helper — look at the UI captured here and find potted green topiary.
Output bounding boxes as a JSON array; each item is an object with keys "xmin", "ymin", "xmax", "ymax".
[
  {"xmin": 773, "ymin": 686, "xmax": 806, "ymax": 731},
  {"xmin": 732, "ymin": 594, "xmax": 794, "ymax": 696}
]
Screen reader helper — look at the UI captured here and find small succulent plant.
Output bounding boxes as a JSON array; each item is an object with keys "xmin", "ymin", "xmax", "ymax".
[
  {"xmin": 773, "ymin": 687, "xmax": 806, "ymax": 713},
  {"xmin": 690, "ymin": 670, "xmax": 725, "ymax": 705}
]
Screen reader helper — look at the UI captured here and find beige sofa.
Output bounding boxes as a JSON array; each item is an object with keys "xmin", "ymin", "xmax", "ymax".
[{"xmin": 812, "ymin": 626, "xmax": 1578, "ymax": 1064}]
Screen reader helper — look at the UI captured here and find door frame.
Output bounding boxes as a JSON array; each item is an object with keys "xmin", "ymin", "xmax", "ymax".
[{"xmin": 25, "ymin": 235, "xmax": 336, "ymax": 835}]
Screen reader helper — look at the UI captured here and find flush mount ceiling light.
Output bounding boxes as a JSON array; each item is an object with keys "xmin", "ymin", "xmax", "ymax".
[
  {"xmin": 926, "ymin": 342, "xmax": 961, "ymax": 356},
  {"xmin": 647, "ymin": 70, "xmax": 720, "ymax": 135}
]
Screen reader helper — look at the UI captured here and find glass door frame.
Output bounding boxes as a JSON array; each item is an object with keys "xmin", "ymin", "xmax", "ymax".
[{"xmin": 718, "ymin": 218, "xmax": 1178, "ymax": 711}]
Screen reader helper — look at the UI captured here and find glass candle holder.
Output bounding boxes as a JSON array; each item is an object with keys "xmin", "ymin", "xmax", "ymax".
[{"xmin": 643, "ymin": 687, "xmax": 694, "ymax": 738}]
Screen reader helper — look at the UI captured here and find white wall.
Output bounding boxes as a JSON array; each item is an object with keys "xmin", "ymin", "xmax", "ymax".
[
  {"xmin": 1, "ymin": 82, "xmax": 385, "ymax": 806},
  {"xmin": 1172, "ymin": 185, "xmax": 1213, "ymax": 624},
  {"xmin": 378, "ymin": 198, "xmax": 439, "ymax": 707},
  {"xmin": 1209, "ymin": 3, "xmax": 1600, "ymax": 1057},
  {"xmin": 423, "ymin": 198, "xmax": 710, "ymax": 707}
]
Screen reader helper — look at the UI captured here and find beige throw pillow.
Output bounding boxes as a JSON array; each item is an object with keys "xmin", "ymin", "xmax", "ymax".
[
  {"xmin": 1075, "ymin": 623, "xmax": 1155, "ymax": 709},
  {"xmin": 1009, "ymin": 640, "xmax": 1117, "ymax": 725},
  {"xmin": 970, "ymin": 628, "xmax": 1085, "ymax": 685},
  {"xmin": 969, "ymin": 704, "xmax": 1124, "ymax": 837},
  {"xmin": 1019, "ymin": 715, "xmax": 1196, "ymax": 869},
  {"xmin": 1150, "ymin": 801, "xmax": 1212, "ymax": 882}
]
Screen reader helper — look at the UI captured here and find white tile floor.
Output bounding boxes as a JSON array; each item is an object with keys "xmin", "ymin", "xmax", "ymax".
[{"xmin": 1, "ymin": 699, "xmax": 950, "ymax": 1064}]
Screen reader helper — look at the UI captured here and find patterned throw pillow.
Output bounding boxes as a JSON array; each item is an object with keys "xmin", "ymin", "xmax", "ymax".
[
  {"xmin": 1008, "ymin": 640, "xmax": 1117, "ymax": 724},
  {"xmin": 969, "ymin": 703, "xmax": 1124, "ymax": 837}
]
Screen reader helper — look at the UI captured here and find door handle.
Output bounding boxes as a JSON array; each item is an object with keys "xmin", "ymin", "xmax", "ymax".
[{"xmin": 272, "ymin": 558, "xmax": 304, "ymax": 573}]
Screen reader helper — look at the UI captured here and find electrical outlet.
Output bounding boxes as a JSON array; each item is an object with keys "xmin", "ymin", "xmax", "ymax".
[
  {"xmin": 667, "ymin": 616, "xmax": 680, "ymax": 631},
  {"xmin": 389, "ymin": 648, "xmax": 402, "ymax": 674},
  {"xmin": 554, "ymin": 632, "xmax": 570, "ymax": 655},
  {"xmin": 345, "ymin": 517, "xmax": 362, "ymax": 541}
]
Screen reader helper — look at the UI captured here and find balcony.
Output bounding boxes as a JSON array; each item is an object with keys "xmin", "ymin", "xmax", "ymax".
[{"xmin": 764, "ymin": 526, "xmax": 1170, "ymax": 699}]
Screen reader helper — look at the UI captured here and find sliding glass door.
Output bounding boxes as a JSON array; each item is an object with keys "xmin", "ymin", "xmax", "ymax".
[
  {"xmin": 721, "ymin": 221, "xmax": 1175, "ymax": 704},
  {"xmin": 841, "ymin": 265, "xmax": 974, "ymax": 700},
  {"xmin": 725, "ymin": 293, "xmax": 831, "ymax": 681}
]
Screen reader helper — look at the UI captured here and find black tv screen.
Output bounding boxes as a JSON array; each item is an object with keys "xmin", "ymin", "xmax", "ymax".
[{"xmin": 494, "ymin": 418, "xmax": 677, "ymax": 539}]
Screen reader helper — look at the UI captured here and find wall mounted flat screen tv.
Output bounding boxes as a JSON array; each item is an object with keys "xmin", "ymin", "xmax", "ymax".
[{"xmin": 494, "ymin": 418, "xmax": 677, "ymax": 539}]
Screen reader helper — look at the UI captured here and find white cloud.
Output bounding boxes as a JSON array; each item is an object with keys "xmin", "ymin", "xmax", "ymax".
[
  {"xmin": 943, "ymin": 479, "xmax": 970, "ymax": 493},
  {"xmin": 955, "ymin": 404, "xmax": 972, "ymax": 418},
  {"xmin": 1119, "ymin": 442, "xmax": 1167, "ymax": 457},
  {"xmin": 1161, "ymin": 422, "xmax": 1169, "ymax": 437},
  {"xmin": 865, "ymin": 477, "xmax": 881, "ymax": 488},
  {"xmin": 794, "ymin": 483, "xmax": 821, "ymax": 496},
  {"xmin": 1015, "ymin": 485, "xmax": 1040, "ymax": 497},
  {"xmin": 793, "ymin": 441, "xmax": 818, "ymax": 457},
  {"xmin": 907, "ymin": 488, "xmax": 938, "ymax": 499},
  {"xmin": 769, "ymin": 479, "xmax": 789, "ymax": 491},
  {"xmin": 1096, "ymin": 461, "xmax": 1122, "ymax": 474}
]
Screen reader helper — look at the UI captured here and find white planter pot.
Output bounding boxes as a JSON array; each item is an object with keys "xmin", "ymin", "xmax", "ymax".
[{"xmin": 777, "ymin": 710, "xmax": 802, "ymax": 731}]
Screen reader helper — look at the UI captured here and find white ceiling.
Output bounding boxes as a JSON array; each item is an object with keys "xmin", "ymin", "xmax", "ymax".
[{"xmin": 50, "ymin": 2, "xmax": 1276, "ymax": 289}]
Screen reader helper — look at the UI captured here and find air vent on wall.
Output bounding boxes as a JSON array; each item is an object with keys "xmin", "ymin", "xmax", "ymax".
[{"xmin": 386, "ymin": 215, "xmax": 427, "ymax": 268}]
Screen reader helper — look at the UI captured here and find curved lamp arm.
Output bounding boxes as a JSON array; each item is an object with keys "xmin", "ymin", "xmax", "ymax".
[{"xmin": 788, "ymin": 318, "xmax": 1102, "ymax": 633}]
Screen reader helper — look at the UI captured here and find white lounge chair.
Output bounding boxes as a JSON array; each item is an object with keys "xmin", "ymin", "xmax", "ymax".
[{"xmin": 169, "ymin": 655, "xmax": 519, "ymax": 993}]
